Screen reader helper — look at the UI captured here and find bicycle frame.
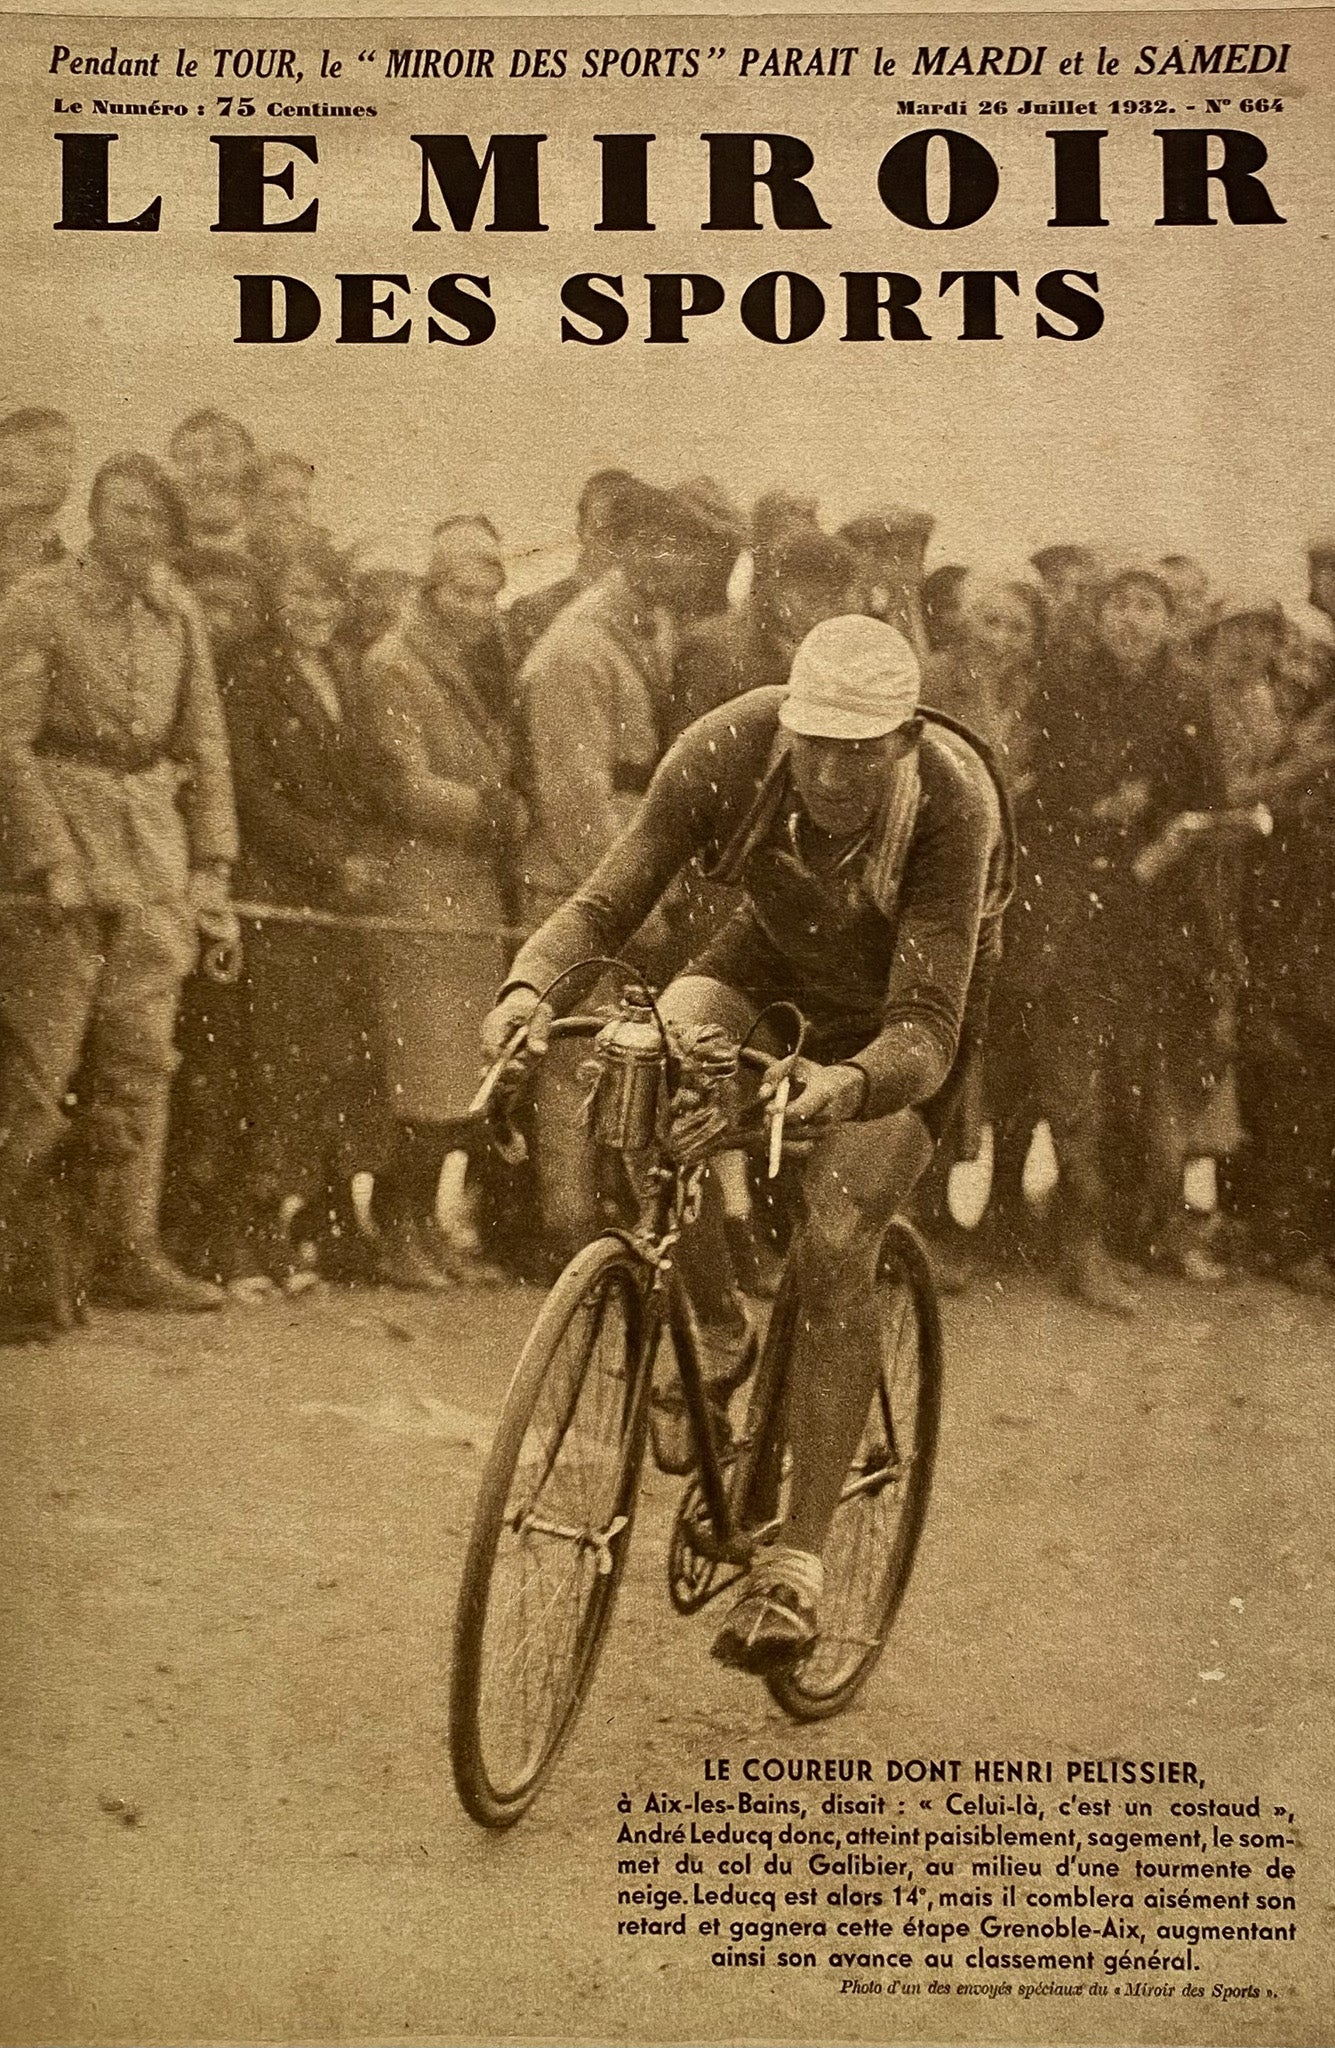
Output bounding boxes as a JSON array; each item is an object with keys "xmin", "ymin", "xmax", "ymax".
[
  {"xmin": 647, "ymin": 1266, "xmax": 786, "ymax": 1571},
  {"xmin": 451, "ymin": 988, "xmax": 947, "ymax": 1822},
  {"xmin": 473, "ymin": 1006, "xmax": 792, "ymax": 1574}
]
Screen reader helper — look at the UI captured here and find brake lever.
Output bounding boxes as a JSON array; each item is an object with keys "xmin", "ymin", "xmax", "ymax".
[
  {"xmin": 469, "ymin": 1026, "xmax": 528, "ymax": 1116},
  {"xmin": 471, "ymin": 1025, "xmax": 531, "ymax": 1165},
  {"xmin": 766, "ymin": 1073, "xmax": 792, "ymax": 1180}
]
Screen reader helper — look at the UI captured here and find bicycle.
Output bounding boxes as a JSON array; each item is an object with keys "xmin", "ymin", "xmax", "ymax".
[{"xmin": 448, "ymin": 963, "xmax": 944, "ymax": 1830}]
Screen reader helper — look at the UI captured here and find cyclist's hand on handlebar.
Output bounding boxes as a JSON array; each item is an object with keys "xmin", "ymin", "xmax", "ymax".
[
  {"xmin": 759, "ymin": 1055, "xmax": 865, "ymax": 1128},
  {"xmin": 480, "ymin": 985, "xmax": 554, "ymax": 1064}
]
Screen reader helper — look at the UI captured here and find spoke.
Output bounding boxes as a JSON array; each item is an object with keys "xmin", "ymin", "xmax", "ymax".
[
  {"xmin": 840, "ymin": 1458, "xmax": 908, "ymax": 1503},
  {"xmin": 487, "ymin": 1536, "xmax": 580, "ymax": 1722},
  {"xmin": 511, "ymin": 1511, "xmax": 629, "ymax": 1574},
  {"xmin": 473, "ymin": 1265, "xmax": 638, "ymax": 1797},
  {"xmin": 791, "ymin": 1272, "xmax": 926, "ymax": 1699}
]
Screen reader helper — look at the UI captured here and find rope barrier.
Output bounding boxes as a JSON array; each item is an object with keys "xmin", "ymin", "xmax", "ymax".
[
  {"xmin": 0, "ymin": 891, "xmax": 523, "ymax": 948},
  {"xmin": 233, "ymin": 899, "xmax": 525, "ymax": 947}
]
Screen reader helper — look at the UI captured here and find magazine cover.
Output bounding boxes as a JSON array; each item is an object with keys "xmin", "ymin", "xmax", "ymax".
[{"xmin": 0, "ymin": 7, "xmax": 1330, "ymax": 2044}]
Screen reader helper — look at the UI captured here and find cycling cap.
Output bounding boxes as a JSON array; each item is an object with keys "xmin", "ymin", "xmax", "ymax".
[{"xmin": 780, "ymin": 614, "xmax": 921, "ymax": 741}]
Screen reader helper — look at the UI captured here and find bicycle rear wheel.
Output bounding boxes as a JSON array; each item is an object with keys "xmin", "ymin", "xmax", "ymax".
[
  {"xmin": 767, "ymin": 1219, "xmax": 942, "ymax": 1721},
  {"xmin": 450, "ymin": 1235, "xmax": 650, "ymax": 1827}
]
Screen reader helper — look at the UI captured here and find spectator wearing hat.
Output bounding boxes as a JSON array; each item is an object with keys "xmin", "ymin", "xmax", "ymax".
[
  {"xmin": 750, "ymin": 490, "xmax": 821, "ymax": 550},
  {"xmin": 1029, "ymin": 543, "xmax": 1105, "ymax": 618},
  {"xmin": 1306, "ymin": 536, "xmax": 1335, "ymax": 637},
  {"xmin": 167, "ymin": 410, "xmax": 256, "ymax": 554},
  {"xmin": 428, "ymin": 518, "xmax": 516, "ymax": 728},
  {"xmin": 667, "ymin": 476, "xmax": 748, "ymax": 622},
  {"xmin": 1277, "ymin": 599, "xmax": 1335, "ymax": 706},
  {"xmin": 668, "ymin": 527, "xmax": 858, "ymax": 744},
  {"xmin": 0, "ymin": 409, "xmax": 75, "ymax": 598},
  {"xmin": 921, "ymin": 563, "xmax": 971, "ymax": 654},
  {"xmin": 519, "ymin": 479, "xmax": 722, "ymax": 928},
  {"xmin": 503, "ymin": 468, "xmax": 635, "ymax": 672},
  {"xmin": 361, "ymin": 517, "xmax": 526, "ymax": 1287},
  {"xmin": 342, "ymin": 537, "xmax": 421, "ymax": 659},
  {"xmin": 838, "ymin": 506, "xmax": 935, "ymax": 656},
  {"xmin": 1028, "ymin": 543, "xmax": 1107, "ymax": 664},
  {"xmin": 1196, "ymin": 602, "xmax": 1292, "ymax": 789},
  {"xmin": 925, "ymin": 576, "xmax": 1044, "ymax": 770},
  {"xmin": 1026, "ymin": 566, "xmax": 1226, "ymax": 1310}
]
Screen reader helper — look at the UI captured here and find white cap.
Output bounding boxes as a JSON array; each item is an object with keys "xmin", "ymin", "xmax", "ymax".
[{"xmin": 780, "ymin": 614, "xmax": 921, "ymax": 741}]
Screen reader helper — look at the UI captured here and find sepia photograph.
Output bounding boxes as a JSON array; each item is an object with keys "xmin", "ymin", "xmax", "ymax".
[{"xmin": 0, "ymin": 6, "xmax": 1330, "ymax": 2043}]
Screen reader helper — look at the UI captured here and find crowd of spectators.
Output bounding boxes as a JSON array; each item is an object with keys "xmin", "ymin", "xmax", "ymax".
[{"xmin": 0, "ymin": 401, "xmax": 1332, "ymax": 1333}]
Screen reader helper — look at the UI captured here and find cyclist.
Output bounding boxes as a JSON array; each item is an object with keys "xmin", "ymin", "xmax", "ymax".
[{"xmin": 482, "ymin": 614, "xmax": 1012, "ymax": 1673}]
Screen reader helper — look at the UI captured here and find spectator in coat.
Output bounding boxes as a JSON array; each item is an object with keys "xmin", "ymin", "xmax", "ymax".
[
  {"xmin": 503, "ymin": 468, "xmax": 636, "ymax": 672},
  {"xmin": 361, "ymin": 519, "xmax": 526, "ymax": 1288},
  {"xmin": 1026, "ymin": 566, "xmax": 1226, "ymax": 1311},
  {"xmin": 1201, "ymin": 602, "xmax": 1335, "ymax": 1292},
  {"xmin": 0, "ymin": 453, "xmax": 238, "ymax": 1315},
  {"xmin": 224, "ymin": 544, "xmax": 393, "ymax": 1283},
  {"xmin": 430, "ymin": 517, "xmax": 516, "ymax": 721},
  {"xmin": 518, "ymin": 479, "xmax": 719, "ymax": 929},
  {"xmin": 924, "ymin": 575, "xmax": 1045, "ymax": 771},
  {"xmin": 518, "ymin": 479, "xmax": 736, "ymax": 1258},
  {"xmin": 922, "ymin": 575, "xmax": 1046, "ymax": 1269}
]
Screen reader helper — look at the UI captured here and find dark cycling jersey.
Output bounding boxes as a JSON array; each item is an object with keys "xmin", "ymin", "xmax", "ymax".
[{"xmin": 505, "ymin": 687, "xmax": 1013, "ymax": 1124}]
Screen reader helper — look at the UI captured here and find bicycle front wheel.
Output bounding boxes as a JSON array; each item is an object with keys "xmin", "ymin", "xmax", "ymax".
[
  {"xmin": 450, "ymin": 1235, "xmax": 650, "ymax": 1827},
  {"xmin": 767, "ymin": 1218, "xmax": 943, "ymax": 1721}
]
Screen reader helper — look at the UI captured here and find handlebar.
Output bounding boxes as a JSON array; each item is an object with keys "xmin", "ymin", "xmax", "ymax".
[
  {"xmin": 468, "ymin": 1013, "xmax": 798, "ymax": 1173},
  {"xmin": 465, "ymin": 1015, "xmax": 605, "ymax": 1124},
  {"xmin": 473, "ymin": 1013, "xmax": 776, "ymax": 1082}
]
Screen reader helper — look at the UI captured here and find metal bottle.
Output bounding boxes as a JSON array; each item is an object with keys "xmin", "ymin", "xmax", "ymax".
[{"xmin": 591, "ymin": 992, "xmax": 664, "ymax": 1151}]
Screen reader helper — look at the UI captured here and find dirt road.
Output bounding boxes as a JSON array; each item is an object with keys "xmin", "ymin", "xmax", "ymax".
[{"xmin": 0, "ymin": 1267, "xmax": 1330, "ymax": 2046}]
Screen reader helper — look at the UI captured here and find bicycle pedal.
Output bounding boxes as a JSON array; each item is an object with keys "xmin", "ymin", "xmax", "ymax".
[{"xmin": 710, "ymin": 1582, "xmax": 818, "ymax": 1673}]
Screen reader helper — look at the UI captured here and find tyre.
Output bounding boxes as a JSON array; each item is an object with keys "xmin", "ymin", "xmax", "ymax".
[
  {"xmin": 449, "ymin": 1235, "xmax": 650, "ymax": 1827},
  {"xmin": 766, "ymin": 1219, "xmax": 943, "ymax": 1721}
]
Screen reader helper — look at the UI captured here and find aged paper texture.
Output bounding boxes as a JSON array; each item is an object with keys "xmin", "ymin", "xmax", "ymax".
[{"xmin": 0, "ymin": 9, "xmax": 1331, "ymax": 2046}]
